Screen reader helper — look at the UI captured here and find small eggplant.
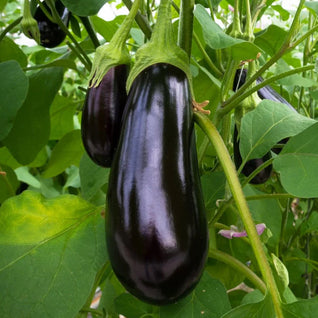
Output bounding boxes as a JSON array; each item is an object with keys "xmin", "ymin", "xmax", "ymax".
[
  {"xmin": 34, "ymin": 0, "xmax": 70, "ymax": 48},
  {"xmin": 81, "ymin": 65, "xmax": 128, "ymax": 167},
  {"xmin": 106, "ymin": 63, "xmax": 209, "ymax": 305}
]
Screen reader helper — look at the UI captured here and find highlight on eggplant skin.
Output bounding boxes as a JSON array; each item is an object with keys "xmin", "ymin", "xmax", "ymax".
[
  {"xmin": 106, "ymin": 63, "xmax": 209, "ymax": 305},
  {"xmin": 81, "ymin": 65, "xmax": 128, "ymax": 167},
  {"xmin": 34, "ymin": 0, "xmax": 70, "ymax": 48},
  {"xmin": 233, "ymin": 125, "xmax": 272, "ymax": 185},
  {"xmin": 233, "ymin": 69, "xmax": 296, "ymax": 154}
]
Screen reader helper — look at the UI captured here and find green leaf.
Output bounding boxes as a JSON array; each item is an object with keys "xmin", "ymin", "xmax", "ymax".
[
  {"xmin": 61, "ymin": 0, "xmax": 108, "ymax": 16},
  {"xmin": 0, "ymin": 61, "xmax": 28, "ymax": 141},
  {"xmin": 159, "ymin": 272, "xmax": 231, "ymax": 318},
  {"xmin": 0, "ymin": 190, "xmax": 107, "ymax": 318},
  {"xmin": 300, "ymin": 213, "xmax": 318, "ymax": 236},
  {"xmin": 272, "ymin": 5, "xmax": 290, "ymax": 21},
  {"xmin": 272, "ymin": 253, "xmax": 289, "ymax": 291},
  {"xmin": 42, "ymin": 130, "xmax": 84, "ymax": 178},
  {"xmin": 0, "ymin": 37, "xmax": 28, "ymax": 67},
  {"xmin": 201, "ymin": 171, "xmax": 226, "ymax": 212},
  {"xmin": 273, "ymin": 122, "xmax": 318, "ymax": 198},
  {"xmin": 91, "ymin": 15, "xmax": 126, "ymax": 42},
  {"xmin": 221, "ymin": 293, "xmax": 275, "ymax": 318},
  {"xmin": 0, "ymin": 0, "xmax": 8, "ymax": 12},
  {"xmin": 244, "ymin": 185, "xmax": 282, "ymax": 249},
  {"xmin": 194, "ymin": 5, "xmax": 261, "ymax": 60},
  {"xmin": 49, "ymin": 94, "xmax": 77, "ymax": 140},
  {"xmin": 3, "ymin": 67, "xmax": 64, "ymax": 165},
  {"xmin": 254, "ymin": 25, "xmax": 287, "ymax": 56},
  {"xmin": 114, "ymin": 294, "xmax": 154, "ymax": 318},
  {"xmin": 240, "ymin": 100, "xmax": 316, "ymax": 160},
  {"xmin": 79, "ymin": 153, "xmax": 109, "ymax": 201},
  {"xmin": 0, "ymin": 164, "xmax": 19, "ymax": 203},
  {"xmin": 282, "ymin": 297, "xmax": 318, "ymax": 317},
  {"xmin": 305, "ymin": 1, "xmax": 318, "ymax": 15}
]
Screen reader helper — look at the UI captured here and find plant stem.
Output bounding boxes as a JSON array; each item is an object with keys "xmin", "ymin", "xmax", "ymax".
[
  {"xmin": 216, "ymin": 64, "xmax": 315, "ymax": 121},
  {"xmin": 194, "ymin": 112, "xmax": 283, "ymax": 317},
  {"xmin": 45, "ymin": 0, "xmax": 92, "ymax": 71},
  {"xmin": 230, "ymin": 0, "xmax": 242, "ymax": 38},
  {"xmin": 79, "ymin": 16, "xmax": 100, "ymax": 49},
  {"xmin": 192, "ymin": 32, "xmax": 223, "ymax": 77},
  {"xmin": 0, "ymin": 166, "xmax": 15, "ymax": 196},
  {"xmin": 66, "ymin": 41, "xmax": 91, "ymax": 71},
  {"xmin": 0, "ymin": 16, "xmax": 23, "ymax": 42},
  {"xmin": 209, "ymin": 248, "xmax": 267, "ymax": 293},
  {"xmin": 122, "ymin": 0, "xmax": 152, "ymax": 39},
  {"xmin": 178, "ymin": 0, "xmax": 194, "ymax": 58}
]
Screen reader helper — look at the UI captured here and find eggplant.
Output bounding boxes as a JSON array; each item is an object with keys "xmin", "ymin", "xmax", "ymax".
[
  {"xmin": 106, "ymin": 63, "xmax": 209, "ymax": 305},
  {"xmin": 233, "ymin": 125, "xmax": 272, "ymax": 184},
  {"xmin": 81, "ymin": 65, "xmax": 128, "ymax": 167},
  {"xmin": 34, "ymin": 0, "xmax": 70, "ymax": 48}
]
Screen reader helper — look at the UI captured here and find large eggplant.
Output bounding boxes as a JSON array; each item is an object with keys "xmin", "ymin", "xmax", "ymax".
[
  {"xmin": 81, "ymin": 65, "xmax": 128, "ymax": 167},
  {"xmin": 106, "ymin": 63, "xmax": 209, "ymax": 305},
  {"xmin": 34, "ymin": 0, "xmax": 70, "ymax": 48}
]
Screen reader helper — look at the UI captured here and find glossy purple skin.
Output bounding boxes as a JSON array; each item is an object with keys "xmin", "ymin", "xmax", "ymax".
[
  {"xmin": 81, "ymin": 65, "xmax": 128, "ymax": 167},
  {"xmin": 106, "ymin": 64, "xmax": 209, "ymax": 305},
  {"xmin": 34, "ymin": 0, "xmax": 70, "ymax": 48}
]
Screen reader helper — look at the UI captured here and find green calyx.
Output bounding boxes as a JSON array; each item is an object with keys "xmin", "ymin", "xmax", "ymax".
[
  {"xmin": 126, "ymin": 0, "xmax": 191, "ymax": 92},
  {"xmin": 89, "ymin": 0, "xmax": 141, "ymax": 88},
  {"xmin": 21, "ymin": 0, "xmax": 40, "ymax": 44}
]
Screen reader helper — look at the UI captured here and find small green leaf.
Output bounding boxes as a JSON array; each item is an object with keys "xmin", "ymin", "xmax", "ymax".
[
  {"xmin": 79, "ymin": 153, "xmax": 109, "ymax": 201},
  {"xmin": 272, "ymin": 253, "xmax": 289, "ymax": 290},
  {"xmin": 3, "ymin": 67, "xmax": 64, "ymax": 165},
  {"xmin": 61, "ymin": 0, "xmax": 108, "ymax": 16},
  {"xmin": 0, "ymin": 191, "xmax": 107, "ymax": 318},
  {"xmin": 42, "ymin": 130, "xmax": 84, "ymax": 178},
  {"xmin": 0, "ymin": 37, "xmax": 28, "ymax": 67},
  {"xmin": 0, "ymin": 60, "xmax": 29, "ymax": 141},
  {"xmin": 240, "ymin": 100, "xmax": 316, "ymax": 160},
  {"xmin": 273, "ymin": 122, "xmax": 318, "ymax": 198}
]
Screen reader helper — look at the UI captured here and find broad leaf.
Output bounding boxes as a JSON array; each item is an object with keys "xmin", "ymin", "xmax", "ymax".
[
  {"xmin": 194, "ymin": 5, "xmax": 261, "ymax": 60},
  {"xmin": 159, "ymin": 272, "xmax": 231, "ymax": 318},
  {"xmin": 254, "ymin": 25, "xmax": 287, "ymax": 56},
  {"xmin": 305, "ymin": 1, "xmax": 318, "ymax": 15},
  {"xmin": 42, "ymin": 130, "xmax": 84, "ymax": 178},
  {"xmin": 3, "ymin": 67, "xmax": 64, "ymax": 165},
  {"xmin": 0, "ymin": 60, "xmax": 28, "ymax": 141},
  {"xmin": 61, "ymin": 0, "xmax": 108, "ymax": 16},
  {"xmin": 79, "ymin": 153, "xmax": 109, "ymax": 201},
  {"xmin": 49, "ymin": 94, "xmax": 78, "ymax": 140},
  {"xmin": 240, "ymin": 100, "xmax": 316, "ymax": 160},
  {"xmin": 273, "ymin": 122, "xmax": 318, "ymax": 198},
  {"xmin": 0, "ymin": 191, "xmax": 107, "ymax": 318},
  {"xmin": 91, "ymin": 15, "xmax": 126, "ymax": 42},
  {"xmin": 0, "ymin": 37, "xmax": 27, "ymax": 67},
  {"xmin": 282, "ymin": 297, "xmax": 318, "ymax": 317}
]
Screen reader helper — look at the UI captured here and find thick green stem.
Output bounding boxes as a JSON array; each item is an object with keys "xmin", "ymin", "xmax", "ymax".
[
  {"xmin": 243, "ymin": 0, "xmax": 254, "ymax": 41},
  {"xmin": 216, "ymin": 64, "xmax": 314, "ymax": 121},
  {"xmin": 230, "ymin": 0, "xmax": 242, "ymax": 38},
  {"xmin": 122, "ymin": 0, "xmax": 152, "ymax": 39},
  {"xmin": 0, "ymin": 16, "xmax": 22, "ymax": 42},
  {"xmin": 209, "ymin": 249, "xmax": 267, "ymax": 293},
  {"xmin": 194, "ymin": 112, "xmax": 283, "ymax": 318},
  {"xmin": 79, "ymin": 16, "xmax": 100, "ymax": 49},
  {"xmin": 178, "ymin": 0, "xmax": 194, "ymax": 58}
]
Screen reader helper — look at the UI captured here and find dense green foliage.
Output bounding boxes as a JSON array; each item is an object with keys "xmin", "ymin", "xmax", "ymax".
[{"xmin": 1, "ymin": 0, "xmax": 318, "ymax": 317}]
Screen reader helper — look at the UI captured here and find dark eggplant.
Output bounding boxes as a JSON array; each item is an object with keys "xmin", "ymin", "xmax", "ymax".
[
  {"xmin": 34, "ymin": 0, "xmax": 70, "ymax": 48},
  {"xmin": 81, "ymin": 65, "xmax": 128, "ymax": 167},
  {"xmin": 106, "ymin": 63, "xmax": 209, "ymax": 305},
  {"xmin": 233, "ymin": 125, "xmax": 272, "ymax": 184}
]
